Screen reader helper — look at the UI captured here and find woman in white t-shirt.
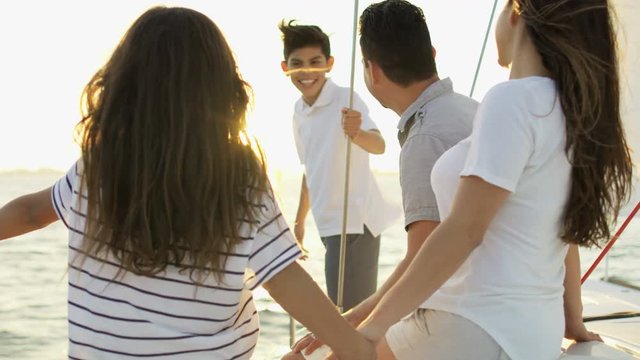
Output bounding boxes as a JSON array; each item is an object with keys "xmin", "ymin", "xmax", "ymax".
[
  {"xmin": 354, "ymin": 1, "xmax": 634, "ymax": 360},
  {"xmin": 0, "ymin": 7, "xmax": 375, "ymax": 360}
]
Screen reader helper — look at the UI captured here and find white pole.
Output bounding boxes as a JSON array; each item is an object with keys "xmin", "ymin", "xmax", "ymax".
[
  {"xmin": 288, "ymin": 2, "xmax": 360, "ymax": 346},
  {"xmin": 289, "ymin": 316, "xmax": 296, "ymax": 348},
  {"xmin": 336, "ymin": 0, "xmax": 360, "ymax": 313}
]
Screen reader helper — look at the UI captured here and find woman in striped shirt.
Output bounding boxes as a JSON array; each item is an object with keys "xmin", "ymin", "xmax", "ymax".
[{"xmin": 0, "ymin": 7, "xmax": 374, "ymax": 359}]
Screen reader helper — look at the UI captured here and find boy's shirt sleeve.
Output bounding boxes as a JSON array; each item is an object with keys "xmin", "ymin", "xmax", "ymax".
[
  {"xmin": 244, "ymin": 192, "xmax": 302, "ymax": 290},
  {"xmin": 51, "ymin": 161, "xmax": 79, "ymax": 229},
  {"xmin": 353, "ymin": 91, "xmax": 377, "ymax": 131}
]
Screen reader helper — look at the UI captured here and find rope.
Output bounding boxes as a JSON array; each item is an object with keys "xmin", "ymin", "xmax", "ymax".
[
  {"xmin": 289, "ymin": 316, "xmax": 296, "ymax": 348},
  {"xmin": 584, "ymin": 311, "xmax": 640, "ymax": 322},
  {"xmin": 470, "ymin": 0, "xmax": 500, "ymax": 98},
  {"xmin": 581, "ymin": 200, "xmax": 640, "ymax": 284}
]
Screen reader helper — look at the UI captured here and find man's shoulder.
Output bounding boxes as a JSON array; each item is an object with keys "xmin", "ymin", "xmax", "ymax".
[
  {"xmin": 405, "ymin": 91, "xmax": 476, "ymax": 145},
  {"xmin": 420, "ymin": 90, "xmax": 476, "ymax": 120},
  {"xmin": 435, "ymin": 90, "xmax": 479, "ymax": 108},
  {"xmin": 426, "ymin": 90, "xmax": 477, "ymax": 120}
]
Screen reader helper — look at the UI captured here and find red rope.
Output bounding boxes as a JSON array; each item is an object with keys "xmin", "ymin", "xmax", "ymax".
[{"xmin": 581, "ymin": 200, "xmax": 640, "ymax": 284}]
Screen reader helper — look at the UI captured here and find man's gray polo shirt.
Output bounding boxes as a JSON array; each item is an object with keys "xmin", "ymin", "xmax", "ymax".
[{"xmin": 397, "ymin": 78, "xmax": 478, "ymax": 228}]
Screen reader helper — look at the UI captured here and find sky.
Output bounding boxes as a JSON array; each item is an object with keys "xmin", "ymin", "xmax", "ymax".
[{"xmin": 0, "ymin": 0, "xmax": 638, "ymax": 174}]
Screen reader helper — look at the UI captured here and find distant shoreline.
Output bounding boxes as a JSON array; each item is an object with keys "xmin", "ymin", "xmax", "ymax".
[{"xmin": 0, "ymin": 168, "xmax": 65, "ymax": 175}]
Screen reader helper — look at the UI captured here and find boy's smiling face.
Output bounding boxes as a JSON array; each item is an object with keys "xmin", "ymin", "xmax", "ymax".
[{"xmin": 281, "ymin": 46, "xmax": 334, "ymax": 106}]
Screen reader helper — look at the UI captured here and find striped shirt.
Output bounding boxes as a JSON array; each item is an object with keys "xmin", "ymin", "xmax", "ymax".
[{"xmin": 51, "ymin": 162, "xmax": 302, "ymax": 359}]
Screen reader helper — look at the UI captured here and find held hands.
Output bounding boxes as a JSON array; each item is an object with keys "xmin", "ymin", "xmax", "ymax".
[
  {"xmin": 292, "ymin": 302, "xmax": 377, "ymax": 357},
  {"xmin": 341, "ymin": 108, "xmax": 362, "ymax": 140},
  {"xmin": 291, "ymin": 332, "xmax": 375, "ymax": 360},
  {"xmin": 324, "ymin": 320, "xmax": 381, "ymax": 360}
]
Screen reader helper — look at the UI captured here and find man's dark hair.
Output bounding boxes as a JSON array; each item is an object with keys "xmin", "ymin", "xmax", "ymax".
[
  {"xmin": 360, "ymin": 0, "xmax": 437, "ymax": 86},
  {"xmin": 279, "ymin": 20, "xmax": 331, "ymax": 61}
]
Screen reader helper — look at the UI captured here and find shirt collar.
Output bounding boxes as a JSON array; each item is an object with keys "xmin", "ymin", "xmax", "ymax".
[
  {"xmin": 396, "ymin": 77, "xmax": 453, "ymax": 131},
  {"xmin": 295, "ymin": 78, "xmax": 337, "ymax": 114}
]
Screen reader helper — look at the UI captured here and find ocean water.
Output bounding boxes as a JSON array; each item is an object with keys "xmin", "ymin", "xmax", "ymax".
[{"xmin": 0, "ymin": 170, "xmax": 638, "ymax": 359}]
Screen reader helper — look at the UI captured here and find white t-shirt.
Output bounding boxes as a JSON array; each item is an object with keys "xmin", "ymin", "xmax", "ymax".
[
  {"xmin": 292, "ymin": 78, "xmax": 396, "ymax": 237},
  {"xmin": 425, "ymin": 77, "xmax": 571, "ymax": 360},
  {"xmin": 52, "ymin": 162, "xmax": 301, "ymax": 359}
]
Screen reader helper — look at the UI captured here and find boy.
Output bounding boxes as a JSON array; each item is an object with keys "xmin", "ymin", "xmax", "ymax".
[{"xmin": 279, "ymin": 20, "xmax": 395, "ymax": 312}]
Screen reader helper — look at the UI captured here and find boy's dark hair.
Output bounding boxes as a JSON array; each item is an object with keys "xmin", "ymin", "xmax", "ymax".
[
  {"xmin": 279, "ymin": 20, "xmax": 331, "ymax": 60},
  {"xmin": 360, "ymin": 0, "xmax": 437, "ymax": 86}
]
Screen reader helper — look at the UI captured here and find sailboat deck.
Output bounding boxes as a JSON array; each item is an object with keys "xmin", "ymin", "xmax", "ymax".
[{"xmin": 573, "ymin": 279, "xmax": 640, "ymax": 358}]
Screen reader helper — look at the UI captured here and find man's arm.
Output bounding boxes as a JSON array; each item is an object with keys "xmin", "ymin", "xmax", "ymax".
[
  {"xmin": 295, "ymin": 220, "xmax": 438, "ymax": 355},
  {"xmin": 347, "ymin": 220, "xmax": 438, "ymax": 324},
  {"xmin": 0, "ymin": 187, "xmax": 58, "ymax": 241}
]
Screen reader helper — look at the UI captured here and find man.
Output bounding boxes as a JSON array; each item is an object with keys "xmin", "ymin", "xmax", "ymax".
[{"xmin": 346, "ymin": 0, "xmax": 479, "ymax": 326}]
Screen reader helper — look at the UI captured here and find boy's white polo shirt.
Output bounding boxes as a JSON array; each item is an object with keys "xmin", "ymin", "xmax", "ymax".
[{"xmin": 292, "ymin": 78, "xmax": 395, "ymax": 237}]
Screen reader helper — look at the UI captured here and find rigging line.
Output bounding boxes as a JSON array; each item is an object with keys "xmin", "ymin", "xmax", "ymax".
[
  {"xmin": 470, "ymin": 0, "xmax": 500, "ymax": 98},
  {"xmin": 581, "ymin": 200, "xmax": 640, "ymax": 284},
  {"xmin": 584, "ymin": 311, "xmax": 640, "ymax": 323}
]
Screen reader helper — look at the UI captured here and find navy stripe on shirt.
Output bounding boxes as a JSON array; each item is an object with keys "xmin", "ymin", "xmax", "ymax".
[
  {"xmin": 230, "ymin": 344, "xmax": 257, "ymax": 360},
  {"xmin": 68, "ymin": 245, "xmax": 248, "ymax": 283},
  {"xmin": 70, "ymin": 206, "xmax": 86, "ymax": 218},
  {"xmin": 69, "ymin": 296, "xmax": 256, "ymax": 337},
  {"xmin": 248, "ymin": 228, "xmax": 290, "ymax": 260},
  {"xmin": 56, "ymin": 183, "xmax": 67, "ymax": 211},
  {"xmin": 65, "ymin": 173, "xmax": 73, "ymax": 192},
  {"xmin": 68, "ymin": 308, "xmax": 256, "ymax": 341},
  {"xmin": 256, "ymin": 212, "xmax": 282, "ymax": 232},
  {"xmin": 69, "ymin": 300, "xmax": 150, "ymax": 323},
  {"xmin": 69, "ymin": 327, "xmax": 259, "ymax": 357},
  {"xmin": 51, "ymin": 186, "xmax": 71, "ymax": 230},
  {"xmin": 69, "ymin": 282, "xmax": 238, "ymax": 322},
  {"xmin": 68, "ymin": 264, "xmax": 240, "ymax": 307},
  {"xmin": 250, "ymin": 249, "xmax": 302, "ymax": 290},
  {"xmin": 73, "ymin": 190, "xmax": 88, "ymax": 200},
  {"xmin": 253, "ymin": 244, "xmax": 299, "ymax": 277}
]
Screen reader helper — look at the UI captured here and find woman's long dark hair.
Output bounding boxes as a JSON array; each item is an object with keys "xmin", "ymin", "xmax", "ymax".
[
  {"xmin": 77, "ymin": 7, "xmax": 268, "ymax": 278},
  {"xmin": 512, "ymin": 0, "xmax": 633, "ymax": 247}
]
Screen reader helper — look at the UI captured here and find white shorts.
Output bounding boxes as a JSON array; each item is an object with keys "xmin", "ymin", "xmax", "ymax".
[{"xmin": 386, "ymin": 309, "xmax": 511, "ymax": 360}]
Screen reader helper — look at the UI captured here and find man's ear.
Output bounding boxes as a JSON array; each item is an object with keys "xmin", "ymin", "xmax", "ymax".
[
  {"xmin": 367, "ymin": 59, "xmax": 381, "ymax": 84},
  {"xmin": 432, "ymin": 46, "xmax": 437, "ymax": 59},
  {"xmin": 281, "ymin": 61, "xmax": 289, "ymax": 73},
  {"xmin": 327, "ymin": 56, "xmax": 335, "ymax": 72}
]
